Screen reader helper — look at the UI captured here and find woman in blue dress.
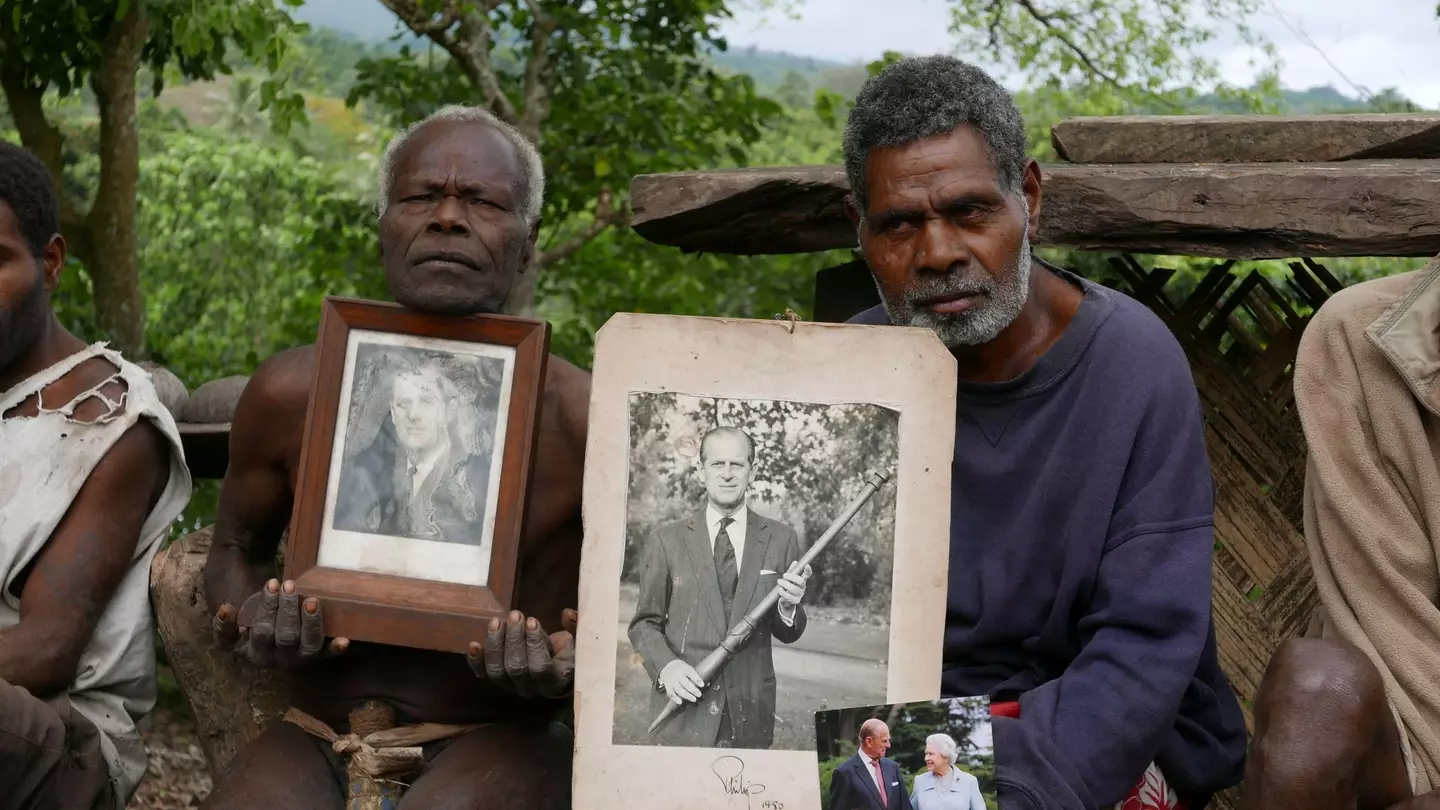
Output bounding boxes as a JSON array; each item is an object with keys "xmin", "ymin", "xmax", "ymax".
[{"xmin": 909, "ymin": 733, "xmax": 988, "ymax": 810}]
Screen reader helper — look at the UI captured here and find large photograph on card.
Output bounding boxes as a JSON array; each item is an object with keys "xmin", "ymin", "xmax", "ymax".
[{"xmin": 614, "ymin": 392, "xmax": 899, "ymax": 751}]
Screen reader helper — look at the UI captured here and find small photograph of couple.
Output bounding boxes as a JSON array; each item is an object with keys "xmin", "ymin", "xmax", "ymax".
[{"xmin": 816, "ymin": 697, "xmax": 996, "ymax": 810}]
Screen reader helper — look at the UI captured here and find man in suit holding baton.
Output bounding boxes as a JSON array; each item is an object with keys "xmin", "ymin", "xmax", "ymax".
[{"xmin": 628, "ymin": 425, "xmax": 813, "ymax": 749}]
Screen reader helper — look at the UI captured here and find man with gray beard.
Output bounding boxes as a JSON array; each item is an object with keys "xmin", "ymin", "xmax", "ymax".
[{"xmin": 844, "ymin": 56, "xmax": 1247, "ymax": 810}]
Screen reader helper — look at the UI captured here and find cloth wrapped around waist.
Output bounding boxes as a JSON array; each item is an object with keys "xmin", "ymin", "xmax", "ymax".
[{"xmin": 283, "ymin": 705, "xmax": 480, "ymax": 781}]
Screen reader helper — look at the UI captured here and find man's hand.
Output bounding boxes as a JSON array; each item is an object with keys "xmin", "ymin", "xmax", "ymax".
[
  {"xmin": 468, "ymin": 609, "xmax": 576, "ymax": 699},
  {"xmin": 659, "ymin": 659, "xmax": 705, "ymax": 705},
  {"xmin": 211, "ymin": 579, "xmax": 349, "ymax": 668},
  {"xmin": 776, "ymin": 561, "xmax": 812, "ymax": 612}
]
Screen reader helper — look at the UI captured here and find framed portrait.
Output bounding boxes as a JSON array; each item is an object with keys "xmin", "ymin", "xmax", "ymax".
[
  {"xmin": 572, "ymin": 313, "xmax": 956, "ymax": 810},
  {"xmin": 276, "ymin": 297, "xmax": 548, "ymax": 654}
]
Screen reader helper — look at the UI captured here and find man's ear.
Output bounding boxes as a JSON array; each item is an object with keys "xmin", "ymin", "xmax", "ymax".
[
  {"xmin": 520, "ymin": 218, "xmax": 542, "ymax": 275},
  {"xmin": 844, "ymin": 193, "xmax": 863, "ymax": 229},
  {"xmin": 41, "ymin": 233, "xmax": 66, "ymax": 294},
  {"xmin": 1021, "ymin": 159, "xmax": 1043, "ymax": 241}
]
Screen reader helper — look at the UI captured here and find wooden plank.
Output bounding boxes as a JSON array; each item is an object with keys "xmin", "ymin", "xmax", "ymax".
[
  {"xmin": 630, "ymin": 162, "xmax": 1440, "ymax": 258},
  {"xmin": 1051, "ymin": 114, "xmax": 1440, "ymax": 164}
]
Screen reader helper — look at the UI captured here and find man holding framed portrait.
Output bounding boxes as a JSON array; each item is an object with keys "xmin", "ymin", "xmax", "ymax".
[{"xmin": 199, "ymin": 105, "xmax": 591, "ymax": 810}]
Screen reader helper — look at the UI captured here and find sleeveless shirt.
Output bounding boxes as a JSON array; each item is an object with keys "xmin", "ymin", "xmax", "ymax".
[{"xmin": 0, "ymin": 343, "xmax": 193, "ymax": 807}]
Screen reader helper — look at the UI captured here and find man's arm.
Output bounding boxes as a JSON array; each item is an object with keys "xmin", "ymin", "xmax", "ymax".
[
  {"xmin": 626, "ymin": 527, "xmax": 678, "ymax": 682},
  {"xmin": 998, "ymin": 341, "xmax": 1230, "ymax": 808},
  {"xmin": 202, "ymin": 353, "xmax": 304, "ymax": 616},
  {"xmin": 0, "ymin": 420, "xmax": 167, "ymax": 694}
]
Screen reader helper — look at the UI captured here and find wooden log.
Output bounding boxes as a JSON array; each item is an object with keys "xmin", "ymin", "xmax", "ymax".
[
  {"xmin": 150, "ymin": 526, "xmax": 287, "ymax": 777},
  {"xmin": 181, "ymin": 376, "xmax": 249, "ymax": 424},
  {"xmin": 1051, "ymin": 114, "xmax": 1440, "ymax": 164},
  {"xmin": 630, "ymin": 161, "xmax": 1440, "ymax": 259}
]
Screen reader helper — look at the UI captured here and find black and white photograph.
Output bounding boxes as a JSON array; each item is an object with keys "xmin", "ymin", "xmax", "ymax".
[
  {"xmin": 615, "ymin": 392, "xmax": 899, "ymax": 751},
  {"xmin": 572, "ymin": 313, "xmax": 956, "ymax": 810},
  {"xmin": 816, "ymin": 698, "xmax": 997, "ymax": 810},
  {"xmin": 317, "ymin": 328, "xmax": 515, "ymax": 588}
]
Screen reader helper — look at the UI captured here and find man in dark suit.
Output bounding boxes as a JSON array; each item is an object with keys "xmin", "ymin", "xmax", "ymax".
[
  {"xmin": 829, "ymin": 719, "xmax": 909, "ymax": 810},
  {"xmin": 628, "ymin": 425, "xmax": 813, "ymax": 749}
]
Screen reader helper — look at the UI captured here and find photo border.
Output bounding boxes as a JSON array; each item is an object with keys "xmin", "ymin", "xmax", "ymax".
[
  {"xmin": 280, "ymin": 297, "xmax": 549, "ymax": 654},
  {"xmin": 573, "ymin": 313, "xmax": 956, "ymax": 810}
]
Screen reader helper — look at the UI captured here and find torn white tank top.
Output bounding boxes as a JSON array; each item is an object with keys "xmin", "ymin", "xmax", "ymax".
[{"xmin": 0, "ymin": 343, "xmax": 192, "ymax": 809}]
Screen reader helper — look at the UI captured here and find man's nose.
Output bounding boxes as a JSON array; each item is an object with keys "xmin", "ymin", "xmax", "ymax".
[
  {"xmin": 914, "ymin": 217, "xmax": 972, "ymax": 275},
  {"xmin": 429, "ymin": 195, "xmax": 470, "ymax": 235}
]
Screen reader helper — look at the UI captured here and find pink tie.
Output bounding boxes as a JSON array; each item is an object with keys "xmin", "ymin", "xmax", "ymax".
[{"xmin": 872, "ymin": 760, "xmax": 887, "ymax": 807}]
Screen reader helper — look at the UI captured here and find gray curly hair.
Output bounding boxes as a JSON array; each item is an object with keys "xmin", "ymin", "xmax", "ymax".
[
  {"xmin": 376, "ymin": 104, "xmax": 545, "ymax": 224},
  {"xmin": 842, "ymin": 56, "xmax": 1027, "ymax": 215}
]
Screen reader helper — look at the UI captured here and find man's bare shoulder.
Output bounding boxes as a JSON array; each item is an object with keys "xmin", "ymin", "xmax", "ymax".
[
  {"xmin": 228, "ymin": 344, "xmax": 315, "ymax": 463},
  {"xmin": 542, "ymin": 354, "xmax": 592, "ymax": 447}
]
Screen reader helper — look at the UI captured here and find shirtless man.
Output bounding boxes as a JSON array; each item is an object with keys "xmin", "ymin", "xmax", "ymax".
[
  {"xmin": 0, "ymin": 141, "xmax": 192, "ymax": 808},
  {"xmin": 200, "ymin": 105, "xmax": 589, "ymax": 810}
]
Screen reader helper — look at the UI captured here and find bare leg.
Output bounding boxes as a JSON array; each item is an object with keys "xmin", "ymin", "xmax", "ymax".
[
  {"xmin": 200, "ymin": 721, "xmax": 345, "ymax": 810},
  {"xmin": 398, "ymin": 720, "xmax": 572, "ymax": 810},
  {"xmin": 1241, "ymin": 638, "xmax": 1411, "ymax": 810}
]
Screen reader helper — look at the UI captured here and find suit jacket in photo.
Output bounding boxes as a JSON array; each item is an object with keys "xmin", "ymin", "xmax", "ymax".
[
  {"xmin": 829, "ymin": 753, "xmax": 908, "ymax": 810},
  {"xmin": 627, "ymin": 506, "xmax": 808, "ymax": 749}
]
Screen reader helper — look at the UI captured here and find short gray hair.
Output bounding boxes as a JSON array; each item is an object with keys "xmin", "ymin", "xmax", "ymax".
[
  {"xmin": 842, "ymin": 56, "xmax": 1027, "ymax": 214},
  {"xmin": 926, "ymin": 733, "xmax": 958, "ymax": 767},
  {"xmin": 376, "ymin": 104, "xmax": 545, "ymax": 224}
]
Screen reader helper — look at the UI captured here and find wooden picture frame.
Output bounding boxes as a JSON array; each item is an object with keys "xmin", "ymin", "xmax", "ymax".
[{"xmin": 273, "ymin": 297, "xmax": 548, "ymax": 654}]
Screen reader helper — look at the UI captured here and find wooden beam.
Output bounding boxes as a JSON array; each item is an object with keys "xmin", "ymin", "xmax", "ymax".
[
  {"xmin": 630, "ymin": 161, "xmax": 1440, "ymax": 259},
  {"xmin": 630, "ymin": 167, "xmax": 851, "ymax": 255},
  {"xmin": 1051, "ymin": 114, "xmax": 1440, "ymax": 164}
]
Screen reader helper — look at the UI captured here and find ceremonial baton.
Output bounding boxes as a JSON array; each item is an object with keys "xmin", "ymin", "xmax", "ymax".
[{"xmin": 646, "ymin": 469, "xmax": 892, "ymax": 736}]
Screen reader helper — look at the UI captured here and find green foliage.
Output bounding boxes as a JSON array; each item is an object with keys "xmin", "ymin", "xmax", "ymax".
[
  {"xmin": 348, "ymin": 1, "xmax": 783, "ymax": 232},
  {"xmin": 53, "ymin": 129, "xmax": 380, "ymax": 387},
  {"xmin": 0, "ymin": 0, "xmax": 310, "ymax": 133},
  {"xmin": 948, "ymin": 0, "xmax": 1277, "ymax": 111}
]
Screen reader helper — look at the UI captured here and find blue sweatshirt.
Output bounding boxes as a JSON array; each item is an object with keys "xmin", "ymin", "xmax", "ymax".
[{"xmin": 849, "ymin": 266, "xmax": 1247, "ymax": 809}]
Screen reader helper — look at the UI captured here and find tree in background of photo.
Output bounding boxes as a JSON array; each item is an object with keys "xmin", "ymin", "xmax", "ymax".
[
  {"xmin": 624, "ymin": 392, "xmax": 898, "ymax": 619},
  {"xmin": 816, "ymin": 699, "xmax": 996, "ymax": 810}
]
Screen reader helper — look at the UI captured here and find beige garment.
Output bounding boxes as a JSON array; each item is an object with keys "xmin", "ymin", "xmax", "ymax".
[
  {"xmin": 1293, "ymin": 257, "xmax": 1440, "ymax": 794},
  {"xmin": 0, "ymin": 343, "xmax": 193, "ymax": 808}
]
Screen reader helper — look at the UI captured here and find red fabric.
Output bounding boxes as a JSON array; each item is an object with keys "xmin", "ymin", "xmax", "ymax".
[
  {"xmin": 872, "ymin": 759, "xmax": 888, "ymax": 806},
  {"xmin": 986, "ymin": 700, "xmax": 1186, "ymax": 810}
]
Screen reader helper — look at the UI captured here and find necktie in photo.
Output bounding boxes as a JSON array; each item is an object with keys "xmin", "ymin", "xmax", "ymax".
[
  {"xmin": 714, "ymin": 516, "xmax": 738, "ymax": 617},
  {"xmin": 873, "ymin": 760, "xmax": 888, "ymax": 807}
]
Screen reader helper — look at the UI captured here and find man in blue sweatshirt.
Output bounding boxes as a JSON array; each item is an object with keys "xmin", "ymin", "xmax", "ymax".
[{"xmin": 841, "ymin": 56, "xmax": 1248, "ymax": 809}]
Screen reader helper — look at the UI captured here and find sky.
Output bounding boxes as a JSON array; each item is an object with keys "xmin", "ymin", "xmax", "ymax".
[{"xmin": 716, "ymin": 0, "xmax": 1440, "ymax": 108}]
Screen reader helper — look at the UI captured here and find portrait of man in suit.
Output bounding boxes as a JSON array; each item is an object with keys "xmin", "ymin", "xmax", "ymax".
[
  {"xmin": 829, "ymin": 719, "xmax": 909, "ymax": 810},
  {"xmin": 332, "ymin": 349, "xmax": 498, "ymax": 548},
  {"xmin": 626, "ymin": 425, "xmax": 814, "ymax": 749}
]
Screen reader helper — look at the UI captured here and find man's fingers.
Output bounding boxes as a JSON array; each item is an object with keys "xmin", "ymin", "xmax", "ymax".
[
  {"xmin": 322, "ymin": 637, "xmax": 349, "ymax": 659},
  {"xmin": 212, "ymin": 603, "xmax": 241, "ymax": 650},
  {"xmin": 527, "ymin": 620, "xmax": 571, "ymax": 697},
  {"xmin": 561, "ymin": 608, "xmax": 578, "ymax": 636},
  {"xmin": 503, "ymin": 613, "xmax": 537, "ymax": 698},
  {"xmin": 297, "ymin": 597, "xmax": 326, "ymax": 658},
  {"xmin": 250, "ymin": 580, "xmax": 281, "ymax": 648},
  {"xmin": 483, "ymin": 619, "xmax": 507, "ymax": 679},
  {"xmin": 274, "ymin": 581, "xmax": 301, "ymax": 648},
  {"xmin": 801, "ymin": 564, "xmax": 813, "ymax": 580}
]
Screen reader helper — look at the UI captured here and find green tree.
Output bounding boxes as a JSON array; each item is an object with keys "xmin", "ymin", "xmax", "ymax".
[
  {"xmin": 348, "ymin": 0, "xmax": 784, "ymax": 315},
  {"xmin": 0, "ymin": 0, "xmax": 308, "ymax": 355},
  {"xmin": 947, "ymin": 0, "xmax": 1279, "ymax": 111}
]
